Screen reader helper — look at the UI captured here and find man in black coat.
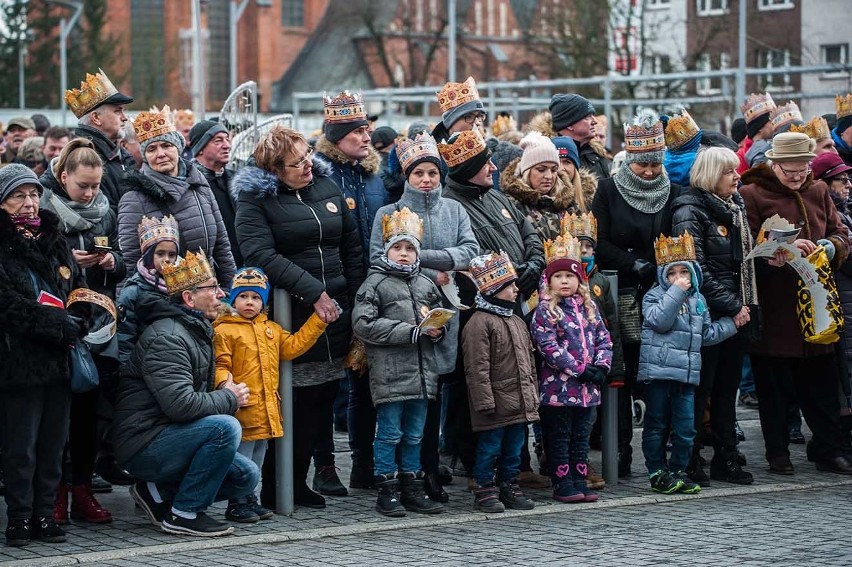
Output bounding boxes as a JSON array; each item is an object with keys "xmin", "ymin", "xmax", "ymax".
[{"xmin": 549, "ymin": 94, "xmax": 612, "ymax": 180}]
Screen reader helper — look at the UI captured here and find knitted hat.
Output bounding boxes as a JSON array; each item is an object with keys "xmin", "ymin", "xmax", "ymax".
[
  {"xmin": 549, "ymin": 94, "xmax": 596, "ymax": 132},
  {"xmin": 731, "ymin": 118, "xmax": 747, "ymax": 144},
  {"xmin": 0, "ymin": 163, "xmax": 43, "ymax": 203},
  {"xmin": 396, "ymin": 133, "xmax": 441, "ymax": 178},
  {"xmin": 189, "ymin": 120, "xmax": 229, "ymax": 157},
  {"xmin": 490, "ymin": 140, "xmax": 523, "ymax": 173},
  {"xmin": 552, "ymin": 136, "xmax": 580, "ymax": 168},
  {"xmin": 517, "ymin": 132, "xmax": 559, "ymax": 174},
  {"xmin": 439, "ymin": 130, "xmax": 492, "ymax": 183},
  {"xmin": 230, "ymin": 267, "xmax": 270, "ymax": 308},
  {"xmin": 382, "ymin": 207, "xmax": 423, "ymax": 256},
  {"xmin": 323, "ymin": 91, "xmax": 369, "ymax": 143},
  {"xmin": 469, "ymin": 251, "xmax": 517, "ymax": 296},
  {"xmin": 543, "ymin": 234, "xmax": 585, "ymax": 283},
  {"xmin": 370, "ymin": 126, "xmax": 398, "ymax": 150},
  {"xmin": 133, "ymin": 105, "xmax": 186, "ymax": 157},
  {"xmin": 623, "ymin": 109, "xmax": 666, "ymax": 164}
]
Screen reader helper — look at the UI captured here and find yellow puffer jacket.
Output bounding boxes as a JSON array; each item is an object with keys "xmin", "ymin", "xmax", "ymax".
[{"xmin": 213, "ymin": 312, "xmax": 327, "ymax": 441}]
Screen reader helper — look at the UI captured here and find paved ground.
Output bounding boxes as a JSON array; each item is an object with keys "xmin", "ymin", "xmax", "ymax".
[{"xmin": 3, "ymin": 407, "xmax": 851, "ymax": 566}]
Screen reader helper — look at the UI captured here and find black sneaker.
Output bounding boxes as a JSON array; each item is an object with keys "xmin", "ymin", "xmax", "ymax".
[
  {"xmin": 5, "ymin": 518, "xmax": 29, "ymax": 547},
  {"xmin": 224, "ymin": 501, "xmax": 260, "ymax": 523},
  {"xmin": 313, "ymin": 465, "xmax": 348, "ymax": 496},
  {"xmin": 130, "ymin": 482, "xmax": 170, "ymax": 527},
  {"xmin": 91, "ymin": 474, "xmax": 113, "ymax": 494},
  {"xmin": 649, "ymin": 470, "xmax": 683, "ymax": 494},
  {"xmin": 31, "ymin": 516, "xmax": 66, "ymax": 543},
  {"xmin": 246, "ymin": 494, "xmax": 275, "ymax": 520},
  {"xmin": 686, "ymin": 460, "xmax": 711, "ymax": 487},
  {"xmin": 94, "ymin": 457, "xmax": 136, "ymax": 486},
  {"xmin": 710, "ymin": 457, "xmax": 754, "ymax": 485},
  {"xmin": 161, "ymin": 511, "xmax": 234, "ymax": 537},
  {"xmin": 673, "ymin": 471, "xmax": 701, "ymax": 494}
]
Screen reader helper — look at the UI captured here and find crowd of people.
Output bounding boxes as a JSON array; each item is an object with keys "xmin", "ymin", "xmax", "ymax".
[{"xmin": 3, "ymin": 68, "xmax": 852, "ymax": 546}]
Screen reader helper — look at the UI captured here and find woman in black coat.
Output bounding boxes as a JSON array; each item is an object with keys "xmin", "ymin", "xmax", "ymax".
[
  {"xmin": 0, "ymin": 165, "xmax": 87, "ymax": 546},
  {"xmin": 672, "ymin": 147, "xmax": 755, "ymax": 486},
  {"xmin": 233, "ymin": 127, "xmax": 365, "ymax": 510}
]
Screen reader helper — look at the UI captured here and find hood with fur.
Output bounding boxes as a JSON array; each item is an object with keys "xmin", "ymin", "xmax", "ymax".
[
  {"xmin": 499, "ymin": 157, "xmax": 597, "ymax": 211},
  {"xmin": 314, "ymin": 134, "xmax": 382, "ymax": 176},
  {"xmin": 231, "ymin": 155, "xmax": 334, "ymax": 201}
]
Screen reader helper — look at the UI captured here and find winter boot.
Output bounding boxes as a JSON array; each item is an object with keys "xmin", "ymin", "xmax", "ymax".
[
  {"xmin": 374, "ymin": 474, "xmax": 406, "ymax": 517},
  {"xmin": 473, "ymin": 483, "xmax": 505, "ymax": 513},
  {"xmin": 551, "ymin": 463, "xmax": 584, "ymax": 503},
  {"xmin": 53, "ymin": 484, "xmax": 69, "ymax": 525},
  {"xmin": 710, "ymin": 454, "xmax": 754, "ymax": 485},
  {"xmin": 423, "ymin": 471, "xmax": 449, "ymax": 503},
  {"xmin": 70, "ymin": 483, "xmax": 113, "ymax": 523},
  {"xmin": 398, "ymin": 471, "xmax": 444, "ymax": 514},
  {"xmin": 571, "ymin": 462, "xmax": 599, "ymax": 503},
  {"xmin": 498, "ymin": 479, "xmax": 534, "ymax": 510},
  {"xmin": 586, "ymin": 464, "xmax": 606, "ymax": 490},
  {"xmin": 313, "ymin": 465, "xmax": 348, "ymax": 496}
]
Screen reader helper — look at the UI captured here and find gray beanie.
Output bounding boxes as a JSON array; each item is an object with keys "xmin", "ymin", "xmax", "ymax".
[
  {"xmin": 140, "ymin": 130, "xmax": 186, "ymax": 160},
  {"xmin": 0, "ymin": 163, "xmax": 44, "ymax": 203}
]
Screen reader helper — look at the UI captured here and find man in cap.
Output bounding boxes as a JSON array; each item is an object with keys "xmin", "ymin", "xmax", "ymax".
[
  {"xmin": 1, "ymin": 117, "xmax": 36, "ymax": 165},
  {"xmin": 549, "ymin": 94, "xmax": 611, "ymax": 179}
]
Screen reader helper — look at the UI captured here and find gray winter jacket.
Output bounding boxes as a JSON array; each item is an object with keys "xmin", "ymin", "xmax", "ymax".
[
  {"xmin": 352, "ymin": 261, "xmax": 444, "ymax": 405},
  {"xmin": 369, "ymin": 182, "xmax": 479, "ymax": 374},
  {"xmin": 638, "ymin": 261, "xmax": 737, "ymax": 386}
]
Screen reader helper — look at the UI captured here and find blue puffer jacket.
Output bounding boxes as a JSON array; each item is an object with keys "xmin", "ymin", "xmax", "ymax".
[{"xmin": 638, "ymin": 261, "xmax": 737, "ymax": 385}]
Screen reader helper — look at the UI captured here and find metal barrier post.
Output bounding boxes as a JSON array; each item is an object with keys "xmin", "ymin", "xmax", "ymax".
[
  {"xmin": 273, "ymin": 288, "xmax": 294, "ymax": 515},
  {"xmin": 601, "ymin": 270, "xmax": 619, "ymax": 485}
]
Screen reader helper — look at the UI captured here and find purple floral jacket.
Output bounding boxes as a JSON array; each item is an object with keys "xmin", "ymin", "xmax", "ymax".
[{"xmin": 531, "ymin": 295, "xmax": 613, "ymax": 408}]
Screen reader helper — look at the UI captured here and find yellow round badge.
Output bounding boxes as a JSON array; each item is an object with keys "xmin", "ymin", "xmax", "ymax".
[
  {"xmin": 593, "ymin": 284, "xmax": 602, "ymax": 297},
  {"xmin": 501, "ymin": 208, "xmax": 512, "ymax": 219},
  {"xmin": 266, "ymin": 327, "xmax": 274, "ymax": 339},
  {"xmin": 327, "ymin": 202, "xmax": 339, "ymax": 213},
  {"xmin": 346, "ymin": 197, "xmax": 356, "ymax": 210},
  {"xmin": 59, "ymin": 266, "xmax": 72, "ymax": 280},
  {"xmin": 717, "ymin": 225, "xmax": 728, "ymax": 236}
]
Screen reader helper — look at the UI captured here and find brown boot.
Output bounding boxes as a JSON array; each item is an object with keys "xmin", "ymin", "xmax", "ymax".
[
  {"xmin": 70, "ymin": 484, "xmax": 113, "ymax": 523},
  {"xmin": 586, "ymin": 464, "xmax": 606, "ymax": 490}
]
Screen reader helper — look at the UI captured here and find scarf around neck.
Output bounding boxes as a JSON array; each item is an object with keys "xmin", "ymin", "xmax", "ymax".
[
  {"xmin": 474, "ymin": 293, "xmax": 514, "ymax": 317},
  {"xmin": 613, "ymin": 164, "xmax": 671, "ymax": 214},
  {"xmin": 43, "ymin": 188, "xmax": 110, "ymax": 233},
  {"xmin": 136, "ymin": 258, "xmax": 169, "ymax": 293},
  {"xmin": 710, "ymin": 192, "xmax": 758, "ymax": 306}
]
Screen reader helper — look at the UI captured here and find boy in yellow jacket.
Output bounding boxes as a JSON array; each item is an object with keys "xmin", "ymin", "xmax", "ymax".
[{"xmin": 214, "ymin": 267, "xmax": 327, "ymax": 522}]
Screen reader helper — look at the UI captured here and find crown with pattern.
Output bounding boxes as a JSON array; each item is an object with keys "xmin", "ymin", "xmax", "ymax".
[
  {"xmin": 396, "ymin": 133, "xmax": 440, "ymax": 174},
  {"xmin": 544, "ymin": 234, "xmax": 582, "ymax": 266},
  {"xmin": 491, "ymin": 115, "xmax": 517, "ymax": 137},
  {"xmin": 173, "ymin": 109, "xmax": 195, "ymax": 129},
  {"xmin": 382, "ymin": 207, "xmax": 424, "ymax": 244},
  {"xmin": 133, "ymin": 105, "xmax": 176, "ymax": 144},
  {"xmin": 469, "ymin": 251, "xmax": 517, "ymax": 296},
  {"xmin": 561, "ymin": 212, "xmax": 597, "ymax": 243},
  {"xmin": 64, "ymin": 69, "xmax": 121, "ymax": 118},
  {"xmin": 323, "ymin": 91, "xmax": 366, "ymax": 124},
  {"xmin": 770, "ymin": 101, "xmax": 803, "ymax": 133},
  {"xmin": 664, "ymin": 108, "xmax": 701, "ymax": 150},
  {"xmin": 740, "ymin": 92, "xmax": 776, "ymax": 124},
  {"xmin": 623, "ymin": 109, "xmax": 665, "ymax": 155},
  {"xmin": 161, "ymin": 249, "xmax": 215, "ymax": 295},
  {"xmin": 836, "ymin": 94, "xmax": 852, "ymax": 120},
  {"xmin": 437, "ymin": 77, "xmax": 481, "ymax": 114},
  {"xmin": 790, "ymin": 115, "xmax": 831, "ymax": 140},
  {"xmin": 138, "ymin": 214, "xmax": 180, "ymax": 254},
  {"xmin": 437, "ymin": 130, "xmax": 488, "ymax": 167},
  {"xmin": 654, "ymin": 231, "xmax": 697, "ymax": 265}
]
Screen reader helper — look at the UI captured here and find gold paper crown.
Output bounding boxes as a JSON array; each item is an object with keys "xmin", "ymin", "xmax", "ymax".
[
  {"xmin": 438, "ymin": 130, "xmax": 488, "ymax": 168},
  {"xmin": 491, "ymin": 115, "xmax": 517, "ymax": 137},
  {"xmin": 437, "ymin": 77, "xmax": 481, "ymax": 114},
  {"xmin": 64, "ymin": 69, "xmax": 121, "ymax": 118},
  {"xmin": 664, "ymin": 109, "xmax": 701, "ymax": 150},
  {"xmin": 624, "ymin": 109, "xmax": 665, "ymax": 154},
  {"xmin": 544, "ymin": 234, "xmax": 582, "ymax": 266},
  {"xmin": 382, "ymin": 207, "xmax": 424, "ymax": 244},
  {"xmin": 138, "ymin": 214, "xmax": 180, "ymax": 253},
  {"xmin": 133, "ymin": 105, "xmax": 177, "ymax": 145},
  {"xmin": 835, "ymin": 94, "xmax": 852, "ymax": 120},
  {"xmin": 790, "ymin": 116, "xmax": 831, "ymax": 140},
  {"xmin": 173, "ymin": 109, "xmax": 195, "ymax": 128},
  {"xmin": 740, "ymin": 92, "xmax": 776, "ymax": 124},
  {"xmin": 323, "ymin": 91, "xmax": 366, "ymax": 124},
  {"xmin": 396, "ymin": 133, "xmax": 440, "ymax": 174},
  {"xmin": 654, "ymin": 232, "xmax": 697, "ymax": 265},
  {"xmin": 468, "ymin": 251, "xmax": 517, "ymax": 296},
  {"xmin": 770, "ymin": 101, "xmax": 803, "ymax": 133},
  {"xmin": 561, "ymin": 212, "xmax": 597, "ymax": 243},
  {"xmin": 161, "ymin": 249, "xmax": 215, "ymax": 295}
]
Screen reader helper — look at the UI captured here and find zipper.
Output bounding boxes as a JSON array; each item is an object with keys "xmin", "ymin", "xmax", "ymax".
[
  {"xmin": 425, "ymin": 191, "xmax": 433, "ymax": 249},
  {"xmin": 572, "ymin": 298, "xmax": 592, "ymax": 402},
  {"xmin": 687, "ymin": 302, "xmax": 694, "ymax": 383},
  {"xmin": 407, "ymin": 279, "xmax": 427, "ymax": 399},
  {"xmin": 296, "ymin": 190, "xmax": 333, "ymax": 363}
]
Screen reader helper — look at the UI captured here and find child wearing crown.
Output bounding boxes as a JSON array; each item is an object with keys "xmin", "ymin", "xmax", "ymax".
[
  {"xmin": 638, "ymin": 232, "xmax": 739, "ymax": 495},
  {"xmin": 531, "ymin": 235, "xmax": 612, "ymax": 504},
  {"xmin": 352, "ymin": 208, "xmax": 446, "ymax": 517}
]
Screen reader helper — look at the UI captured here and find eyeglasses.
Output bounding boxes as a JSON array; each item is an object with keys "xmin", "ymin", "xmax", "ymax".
[
  {"xmin": 831, "ymin": 175, "xmax": 852, "ymax": 185},
  {"xmin": 4, "ymin": 191, "xmax": 40, "ymax": 204},
  {"xmin": 195, "ymin": 283, "xmax": 223, "ymax": 293},
  {"xmin": 775, "ymin": 164, "xmax": 811, "ymax": 179},
  {"xmin": 463, "ymin": 112, "xmax": 486, "ymax": 124},
  {"xmin": 285, "ymin": 148, "xmax": 314, "ymax": 169}
]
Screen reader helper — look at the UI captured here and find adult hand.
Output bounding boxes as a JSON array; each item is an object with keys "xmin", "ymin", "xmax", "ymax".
[
  {"xmin": 793, "ymin": 239, "xmax": 816, "ymax": 256},
  {"xmin": 98, "ymin": 252, "xmax": 116, "ymax": 272},
  {"xmin": 73, "ymin": 249, "xmax": 102, "ymax": 269},
  {"xmin": 435, "ymin": 271, "xmax": 450, "ymax": 286},
  {"xmin": 425, "ymin": 327, "xmax": 442, "ymax": 338},
  {"xmin": 767, "ymin": 248, "xmax": 788, "ymax": 267},
  {"xmin": 733, "ymin": 306, "xmax": 750, "ymax": 327},
  {"xmin": 632, "ymin": 259, "xmax": 655, "ymax": 282},
  {"xmin": 220, "ymin": 374, "xmax": 251, "ymax": 407},
  {"xmin": 313, "ymin": 292, "xmax": 339, "ymax": 324}
]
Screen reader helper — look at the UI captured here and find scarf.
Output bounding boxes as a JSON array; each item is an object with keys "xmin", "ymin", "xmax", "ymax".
[
  {"xmin": 711, "ymin": 193, "xmax": 758, "ymax": 306},
  {"xmin": 10, "ymin": 213, "xmax": 42, "ymax": 239},
  {"xmin": 613, "ymin": 164, "xmax": 671, "ymax": 214},
  {"xmin": 474, "ymin": 293, "xmax": 514, "ymax": 317},
  {"xmin": 664, "ymin": 132, "xmax": 702, "ymax": 187},
  {"xmin": 43, "ymin": 188, "xmax": 110, "ymax": 233},
  {"xmin": 832, "ymin": 128, "xmax": 851, "ymax": 153},
  {"xmin": 382, "ymin": 255, "xmax": 419, "ymax": 274},
  {"xmin": 136, "ymin": 257, "xmax": 169, "ymax": 294}
]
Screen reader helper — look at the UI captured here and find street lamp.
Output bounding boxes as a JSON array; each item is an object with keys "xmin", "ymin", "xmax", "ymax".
[
  {"xmin": 47, "ymin": 0, "xmax": 83, "ymax": 126},
  {"xmin": 230, "ymin": 0, "xmax": 272, "ymax": 92}
]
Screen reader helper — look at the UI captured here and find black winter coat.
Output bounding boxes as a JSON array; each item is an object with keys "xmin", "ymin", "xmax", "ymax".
[
  {"xmin": 671, "ymin": 186, "xmax": 745, "ymax": 318},
  {"xmin": 232, "ymin": 157, "xmax": 365, "ymax": 364},
  {"xmin": 192, "ymin": 161, "xmax": 243, "ymax": 267},
  {"xmin": 579, "ymin": 142, "xmax": 612, "ymax": 181},
  {"xmin": 74, "ymin": 125, "xmax": 137, "ymax": 212},
  {"xmin": 0, "ymin": 209, "xmax": 86, "ymax": 391}
]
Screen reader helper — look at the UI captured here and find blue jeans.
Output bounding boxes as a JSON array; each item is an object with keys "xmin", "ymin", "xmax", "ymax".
[
  {"xmin": 539, "ymin": 405, "xmax": 595, "ymax": 481},
  {"xmin": 473, "ymin": 423, "xmax": 526, "ymax": 486},
  {"xmin": 374, "ymin": 400, "xmax": 427, "ymax": 476},
  {"xmin": 124, "ymin": 415, "xmax": 259, "ymax": 513},
  {"xmin": 740, "ymin": 354, "xmax": 755, "ymax": 395},
  {"xmin": 642, "ymin": 381, "xmax": 695, "ymax": 474}
]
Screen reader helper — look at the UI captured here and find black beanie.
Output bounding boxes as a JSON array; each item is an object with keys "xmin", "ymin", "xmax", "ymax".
[
  {"xmin": 324, "ymin": 119, "xmax": 369, "ymax": 144},
  {"xmin": 731, "ymin": 118, "xmax": 747, "ymax": 144},
  {"xmin": 370, "ymin": 126, "xmax": 398, "ymax": 150},
  {"xmin": 746, "ymin": 113, "xmax": 770, "ymax": 139},
  {"xmin": 189, "ymin": 120, "xmax": 229, "ymax": 157},
  {"xmin": 837, "ymin": 115, "xmax": 852, "ymax": 136},
  {"xmin": 448, "ymin": 148, "xmax": 492, "ymax": 184},
  {"xmin": 549, "ymin": 94, "xmax": 596, "ymax": 132}
]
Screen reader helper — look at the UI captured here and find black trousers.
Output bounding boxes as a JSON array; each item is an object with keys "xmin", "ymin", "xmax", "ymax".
[
  {"xmin": 751, "ymin": 354, "xmax": 843, "ymax": 461},
  {"xmin": 65, "ymin": 388, "xmax": 100, "ymax": 485},
  {"xmin": 2, "ymin": 384, "xmax": 71, "ymax": 520},
  {"xmin": 420, "ymin": 385, "xmax": 443, "ymax": 475},
  {"xmin": 695, "ymin": 334, "xmax": 745, "ymax": 460},
  {"xmin": 618, "ymin": 342, "xmax": 641, "ymax": 456},
  {"xmin": 347, "ymin": 369, "xmax": 376, "ymax": 470}
]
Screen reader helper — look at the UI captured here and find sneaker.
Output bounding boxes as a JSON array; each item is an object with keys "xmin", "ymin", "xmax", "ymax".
[
  {"xmin": 673, "ymin": 471, "xmax": 701, "ymax": 494},
  {"xmin": 788, "ymin": 428, "xmax": 806, "ymax": 444},
  {"xmin": 31, "ymin": 516, "xmax": 66, "ymax": 543},
  {"xmin": 162, "ymin": 511, "xmax": 234, "ymax": 537},
  {"xmin": 130, "ymin": 482, "xmax": 170, "ymax": 528},
  {"xmin": 4, "ymin": 518, "xmax": 29, "ymax": 547},
  {"xmin": 498, "ymin": 480, "xmax": 535, "ymax": 510},
  {"xmin": 90, "ymin": 474, "xmax": 113, "ymax": 494},
  {"xmin": 313, "ymin": 465, "xmax": 348, "ymax": 496},
  {"xmin": 738, "ymin": 392, "xmax": 759, "ymax": 408},
  {"xmin": 552, "ymin": 480, "xmax": 585, "ymax": 503},
  {"xmin": 224, "ymin": 501, "xmax": 260, "ymax": 523},
  {"xmin": 246, "ymin": 494, "xmax": 275, "ymax": 520},
  {"xmin": 710, "ymin": 456, "xmax": 754, "ymax": 485},
  {"xmin": 649, "ymin": 470, "xmax": 683, "ymax": 494}
]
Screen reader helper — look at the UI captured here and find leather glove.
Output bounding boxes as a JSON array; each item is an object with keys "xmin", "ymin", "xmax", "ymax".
[{"xmin": 632, "ymin": 258, "xmax": 655, "ymax": 282}]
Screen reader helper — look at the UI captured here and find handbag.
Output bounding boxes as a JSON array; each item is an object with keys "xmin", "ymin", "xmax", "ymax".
[
  {"xmin": 69, "ymin": 333, "xmax": 100, "ymax": 393},
  {"xmin": 617, "ymin": 287, "xmax": 642, "ymax": 344},
  {"xmin": 796, "ymin": 246, "xmax": 844, "ymax": 345}
]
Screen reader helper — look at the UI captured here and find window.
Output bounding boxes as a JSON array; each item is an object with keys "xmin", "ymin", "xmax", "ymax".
[
  {"xmin": 758, "ymin": 0, "xmax": 794, "ymax": 10},
  {"xmin": 822, "ymin": 44, "xmax": 849, "ymax": 65},
  {"xmin": 645, "ymin": 54, "xmax": 672, "ymax": 75},
  {"xmin": 696, "ymin": 52, "xmax": 729, "ymax": 95},
  {"xmin": 281, "ymin": 0, "xmax": 304, "ymax": 27},
  {"xmin": 696, "ymin": 0, "xmax": 728, "ymax": 16},
  {"xmin": 757, "ymin": 49, "xmax": 792, "ymax": 90},
  {"xmin": 647, "ymin": 0, "xmax": 671, "ymax": 7}
]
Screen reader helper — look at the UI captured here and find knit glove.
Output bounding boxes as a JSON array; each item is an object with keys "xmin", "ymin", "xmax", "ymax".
[
  {"xmin": 584, "ymin": 366, "xmax": 608, "ymax": 386},
  {"xmin": 818, "ymin": 239, "xmax": 836, "ymax": 261},
  {"xmin": 632, "ymin": 259, "xmax": 655, "ymax": 282}
]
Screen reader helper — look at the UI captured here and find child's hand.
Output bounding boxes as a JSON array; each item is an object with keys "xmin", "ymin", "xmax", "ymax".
[
  {"xmin": 425, "ymin": 327, "xmax": 442, "ymax": 338},
  {"xmin": 673, "ymin": 275, "xmax": 691, "ymax": 291}
]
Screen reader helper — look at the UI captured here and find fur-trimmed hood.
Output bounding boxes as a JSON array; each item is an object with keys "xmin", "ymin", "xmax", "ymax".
[
  {"xmin": 314, "ymin": 134, "xmax": 382, "ymax": 176},
  {"xmin": 230, "ymin": 155, "xmax": 334, "ymax": 201},
  {"xmin": 500, "ymin": 157, "xmax": 597, "ymax": 211},
  {"xmin": 527, "ymin": 111, "xmax": 609, "ymax": 159}
]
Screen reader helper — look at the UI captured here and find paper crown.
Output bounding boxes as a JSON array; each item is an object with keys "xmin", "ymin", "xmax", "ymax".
[
  {"xmin": 173, "ymin": 109, "xmax": 195, "ymax": 128},
  {"xmin": 770, "ymin": 101, "xmax": 803, "ymax": 133},
  {"xmin": 437, "ymin": 77, "xmax": 481, "ymax": 114},
  {"xmin": 561, "ymin": 212, "xmax": 597, "ymax": 243},
  {"xmin": 623, "ymin": 109, "xmax": 666, "ymax": 155},
  {"xmin": 491, "ymin": 115, "xmax": 517, "ymax": 137},
  {"xmin": 138, "ymin": 214, "xmax": 180, "ymax": 254},
  {"xmin": 64, "ymin": 69, "xmax": 121, "ymax": 119},
  {"xmin": 382, "ymin": 207, "xmax": 424, "ymax": 244},
  {"xmin": 161, "ymin": 249, "xmax": 215, "ymax": 295},
  {"xmin": 468, "ymin": 251, "xmax": 517, "ymax": 296},
  {"xmin": 438, "ymin": 130, "xmax": 488, "ymax": 168},
  {"xmin": 396, "ymin": 133, "xmax": 440, "ymax": 174},
  {"xmin": 836, "ymin": 94, "xmax": 852, "ymax": 120},
  {"xmin": 323, "ymin": 91, "xmax": 366, "ymax": 124},
  {"xmin": 790, "ymin": 116, "xmax": 831, "ymax": 140},
  {"xmin": 654, "ymin": 232, "xmax": 697, "ymax": 265},
  {"xmin": 133, "ymin": 105, "xmax": 177, "ymax": 144},
  {"xmin": 664, "ymin": 109, "xmax": 701, "ymax": 150},
  {"xmin": 544, "ymin": 234, "xmax": 582, "ymax": 266},
  {"xmin": 740, "ymin": 92, "xmax": 776, "ymax": 124}
]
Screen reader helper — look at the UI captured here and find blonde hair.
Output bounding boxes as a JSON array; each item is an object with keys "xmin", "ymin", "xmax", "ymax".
[
  {"xmin": 53, "ymin": 137, "xmax": 102, "ymax": 178},
  {"xmin": 253, "ymin": 126, "xmax": 307, "ymax": 175},
  {"xmin": 689, "ymin": 146, "xmax": 739, "ymax": 193},
  {"xmin": 544, "ymin": 278, "xmax": 598, "ymax": 325},
  {"xmin": 520, "ymin": 165, "xmax": 587, "ymax": 212}
]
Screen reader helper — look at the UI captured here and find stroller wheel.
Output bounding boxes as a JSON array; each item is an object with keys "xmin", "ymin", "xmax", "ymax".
[{"xmin": 633, "ymin": 399, "xmax": 646, "ymax": 427}]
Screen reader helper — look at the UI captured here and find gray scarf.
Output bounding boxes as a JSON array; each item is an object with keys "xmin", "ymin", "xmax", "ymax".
[
  {"xmin": 613, "ymin": 164, "xmax": 671, "ymax": 214},
  {"xmin": 42, "ymin": 188, "xmax": 110, "ymax": 233}
]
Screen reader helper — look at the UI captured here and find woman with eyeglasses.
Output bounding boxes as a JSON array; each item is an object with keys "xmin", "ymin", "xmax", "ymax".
[
  {"xmin": 0, "ymin": 164, "xmax": 89, "ymax": 546},
  {"xmin": 233, "ymin": 126, "xmax": 365, "ymax": 510},
  {"xmin": 739, "ymin": 132, "xmax": 852, "ymax": 476}
]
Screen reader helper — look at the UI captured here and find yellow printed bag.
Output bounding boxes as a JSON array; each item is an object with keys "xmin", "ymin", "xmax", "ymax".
[{"xmin": 796, "ymin": 246, "xmax": 844, "ymax": 344}]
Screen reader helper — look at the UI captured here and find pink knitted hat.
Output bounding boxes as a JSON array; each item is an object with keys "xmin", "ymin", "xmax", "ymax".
[{"xmin": 518, "ymin": 132, "xmax": 559, "ymax": 174}]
